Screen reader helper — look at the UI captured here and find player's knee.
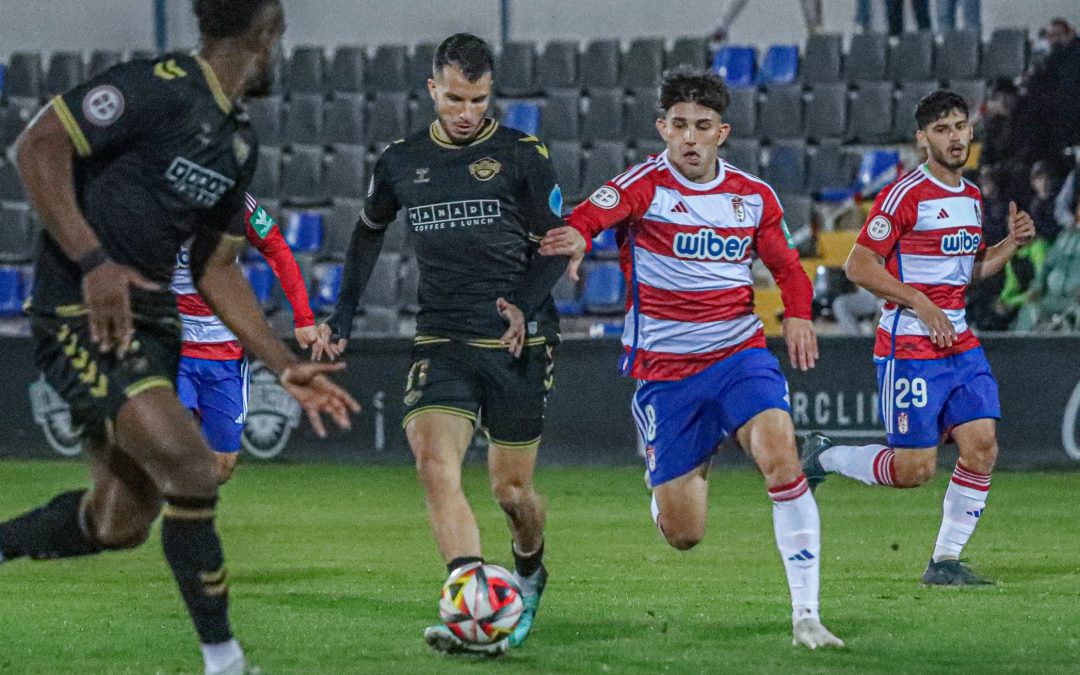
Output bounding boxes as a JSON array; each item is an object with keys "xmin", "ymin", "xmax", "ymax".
[
  {"xmin": 157, "ymin": 445, "xmax": 219, "ymax": 498},
  {"xmin": 414, "ymin": 447, "xmax": 460, "ymax": 489},
  {"xmin": 91, "ymin": 503, "xmax": 159, "ymax": 550},
  {"xmin": 663, "ymin": 525, "xmax": 704, "ymax": 551},
  {"xmin": 963, "ymin": 438, "xmax": 998, "ymax": 472},
  {"xmin": 215, "ymin": 453, "xmax": 238, "ymax": 485},
  {"xmin": 895, "ymin": 453, "xmax": 937, "ymax": 487},
  {"xmin": 491, "ymin": 477, "xmax": 535, "ymax": 515}
]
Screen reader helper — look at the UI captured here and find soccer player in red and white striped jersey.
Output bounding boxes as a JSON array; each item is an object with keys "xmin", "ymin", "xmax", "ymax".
[
  {"xmin": 541, "ymin": 67, "xmax": 843, "ymax": 649},
  {"xmin": 801, "ymin": 91, "xmax": 1035, "ymax": 586}
]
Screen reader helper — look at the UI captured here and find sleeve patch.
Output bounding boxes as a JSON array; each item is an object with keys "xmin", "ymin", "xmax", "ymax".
[
  {"xmin": 81, "ymin": 85, "xmax": 125, "ymax": 127},
  {"xmin": 248, "ymin": 205, "xmax": 276, "ymax": 238},
  {"xmin": 589, "ymin": 186, "xmax": 621, "ymax": 210},
  {"xmin": 548, "ymin": 184, "xmax": 564, "ymax": 216},
  {"xmin": 780, "ymin": 219, "xmax": 795, "ymax": 249},
  {"xmin": 866, "ymin": 215, "xmax": 892, "ymax": 241}
]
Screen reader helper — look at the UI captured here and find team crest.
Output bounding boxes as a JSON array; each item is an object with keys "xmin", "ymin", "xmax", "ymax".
[
  {"xmin": 233, "ymin": 135, "xmax": 251, "ymax": 165},
  {"xmin": 404, "ymin": 359, "xmax": 430, "ymax": 406},
  {"xmin": 29, "ymin": 376, "xmax": 83, "ymax": 457},
  {"xmin": 468, "ymin": 157, "xmax": 502, "ymax": 181},
  {"xmin": 898, "ymin": 412, "xmax": 909, "ymax": 435},
  {"xmin": 241, "ymin": 362, "xmax": 302, "ymax": 459},
  {"xmin": 973, "ymin": 202, "xmax": 982, "ymax": 227},
  {"xmin": 645, "ymin": 445, "xmax": 657, "ymax": 471},
  {"xmin": 731, "ymin": 196, "xmax": 746, "ymax": 222}
]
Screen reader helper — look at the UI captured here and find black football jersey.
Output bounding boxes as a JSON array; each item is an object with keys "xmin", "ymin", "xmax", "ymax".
[
  {"xmin": 362, "ymin": 120, "xmax": 565, "ymax": 341},
  {"xmin": 32, "ymin": 52, "xmax": 257, "ymax": 312}
]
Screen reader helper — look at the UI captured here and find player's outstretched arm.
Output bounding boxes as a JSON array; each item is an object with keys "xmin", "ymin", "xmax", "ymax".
[
  {"xmin": 246, "ymin": 203, "xmax": 318, "ymax": 349},
  {"xmin": 971, "ymin": 201, "xmax": 1034, "ymax": 282},
  {"xmin": 539, "ymin": 227, "xmax": 588, "ymax": 281}
]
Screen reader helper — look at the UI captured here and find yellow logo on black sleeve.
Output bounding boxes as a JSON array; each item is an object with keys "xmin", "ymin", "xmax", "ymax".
[{"xmin": 469, "ymin": 157, "xmax": 502, "ymax": 181}]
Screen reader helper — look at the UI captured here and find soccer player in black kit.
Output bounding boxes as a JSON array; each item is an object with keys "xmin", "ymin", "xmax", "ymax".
[
  {"xmin": 312, "ymin": 33, "xmax": 566, "ymax": 655},
  {"xmin": 0, "ymin": 2, "xmax": 359, "ymax": 673}
]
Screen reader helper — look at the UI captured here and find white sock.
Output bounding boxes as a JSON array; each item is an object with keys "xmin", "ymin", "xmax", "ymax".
[
  {"xmin": 650, "ymin": 493, "xmax": 663, "ymax": 534},
  {"xmin": 201, "ymin": 638, "xmax": 243, "ymax": 674},
  {"xmin": 819, "ymin": 444, "xmax": 896, "ymax": 486},
  {"xmin": 769, "ymin": 475, "xmax": 820, "ymax": 622},
  {"xmin": 932, "ymin": 462, "xmax": 990, "ymax": 562}
]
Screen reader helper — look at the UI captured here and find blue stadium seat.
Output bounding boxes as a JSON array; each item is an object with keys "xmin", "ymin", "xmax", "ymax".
[
  {"xmin": 591, "ymin": 228, "xmax": 619, "ymax": 259},
  {"xmin": 0, "ymin": 63, "xmax": 6, "ymax": 99},
  {"xmin": 853, "ymin": 149, "xmax": 900, "ymax": 199},
  {"xmin": 711, "ymin": 46, "xmax": 756, "ymax": 88},
  {"xmin": 0, "ymin": 266, "xmax": 24, "ymax": 316},
  {"xmin": 502, "ymin": 101, "xmax": 541, "ymax": 136},
  {"xmin": 285, "ymin": 211, "xmax": 324, "ymax": 253},
  {"xmin": 552, "ymin": 274, "xmax": 583, "ymax": 316},
  {"xmin": 583, "ymin": 261, "xmax": 626, "ymax": 314},
  {"xmin": 242, "ymin": 262, "xmax": 276, "ymax": 308},
  {"xmin": 314, "ymin": 263, "xmax": 343, "ymax": 313},
  {"xmin": 756, "ymin": 45, "xmax": 799, "ymax": 85}
]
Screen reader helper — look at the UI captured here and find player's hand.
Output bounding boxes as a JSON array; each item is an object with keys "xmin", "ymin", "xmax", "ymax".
[
  {"xmin": 82, "ymin": 261, "xmax": 160, "ymax": 355},
  {"xmin": 912, "ymin": 293, "xmax": 955, "ymax": 348},
  {"xmin": 294, "ymin": 325, "xmax": 320, "ymax": 350},
  {"xmin": 539, "ymin": 226, "xmax": 588, "ymax": 281},
  {"xmin": 496, "ymin": 297, "xmax": 525, "ymax": 358},
  {"xmin": 311, "ymin": 323, "xmax": 348, "ymax": 362},
  {"xmin": 782, "ymin": 317, "xmax": 818, "ymax": 372},
  {"xmin": 280, "ymin": 361, "xmax": 361, "ymax": 437},
  {"xmin": 1007, "ymin": 201, "xmax": 1035, "ymax": 246}
]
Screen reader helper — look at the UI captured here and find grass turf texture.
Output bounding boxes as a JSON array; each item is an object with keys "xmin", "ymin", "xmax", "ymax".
[{"xmin": 1, "ymin": 461, "xmax": 1079, "ymax": 674}]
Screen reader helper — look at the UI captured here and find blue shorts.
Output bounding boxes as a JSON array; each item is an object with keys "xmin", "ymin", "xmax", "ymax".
[
  {"xmin": 632, "ymin": 348, "xmax": 791, "ymax": 487},
  {"xmin": 876, "ymin": 347, "xmax": 1000, "ymax": 449},
  {"xmin": 176, "ymin": 356, "xmax": 249, "ymax": 453}
]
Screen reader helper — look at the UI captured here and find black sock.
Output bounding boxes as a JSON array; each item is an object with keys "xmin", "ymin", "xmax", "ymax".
[
  {"xmin": 513, "ymin": 540, "xmax": 544, "ymax": 578},
  {"xmin": 447, "ymin": 556, "xmax": 484, "ymax": 575},
  {"xmin": 161, "ymin": 495, "xmax": 232, "ymax": 645},
  {"xmin": 0, "ymin": 489, "xmax": 101, "ymax": 561}
]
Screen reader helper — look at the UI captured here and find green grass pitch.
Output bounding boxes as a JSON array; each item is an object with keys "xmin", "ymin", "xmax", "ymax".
[{"xmin": 1, "ymin": 460, "xmax": 1079, "ymax": 673}]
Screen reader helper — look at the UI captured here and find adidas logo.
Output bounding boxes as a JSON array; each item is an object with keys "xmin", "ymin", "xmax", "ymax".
[
  {"xmin": 937, "ymin": 208, "xmax": 950, "ymax": 219},
  {"xmin": 787, "ymin": 549, "xmax": 815, "ymax": 562},
  {"xmin": 671, "ymin": 201, "xmax": 690, "ymax": 214},
  {"xmin": 966, "ymin": 508, "xmax": 984, "ymax": 518}
]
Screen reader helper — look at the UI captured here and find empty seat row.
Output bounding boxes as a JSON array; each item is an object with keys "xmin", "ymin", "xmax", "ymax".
[
  {"xmin": 249, "ymin": 145, "xmax": 370, "ymax": 204},
  {"xmin": 247, "ymin": 92, "xmax": 436, "ymax": 147},
  {"xmin": 0, "ymin": 50, "xmax": 152, "ymax": 102}
]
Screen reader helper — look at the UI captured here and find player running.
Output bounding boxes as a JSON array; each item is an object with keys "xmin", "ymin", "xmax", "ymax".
[
  {"xmin": 799, "ymin": 90, "xmax": 1034, "ymax": 586},
  {"xmin": 0, "ymin": 2, "xmax": 359, "ymax": 674},
  {"xmin": 540, "ymin": 67, "xmax": 844, "ymax": 649},
  {"xmin": 173, "ymin": 193, "xmax": 317, "ymax": 483},
  {"xmin": 311, "ymin": 33, "xmax": 566, "ymax": 655}
]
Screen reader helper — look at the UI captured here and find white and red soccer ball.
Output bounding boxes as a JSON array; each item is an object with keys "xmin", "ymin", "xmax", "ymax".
[{"xmin": 439, "ymin": 563, "xmax": 524, "ymax": 645}]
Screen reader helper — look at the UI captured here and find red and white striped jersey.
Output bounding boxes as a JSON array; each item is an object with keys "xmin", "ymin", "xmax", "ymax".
[
  {"xmin": 568, "ymin": 151, "xmax": 812, "ymax": 381},
  {"xmin": 856, "ymin": 165, "xmax": 985, "ymax": 360},
  {"xmin": 171, "ymin": 193, "xmax": 315, "ymax": 360}
]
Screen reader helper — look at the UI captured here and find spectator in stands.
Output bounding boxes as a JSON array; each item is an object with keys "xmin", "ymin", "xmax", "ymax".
[
  {"xmin": 978, "ymin": 78, "xmax": 1031, "ymax": 199},
  {"xmin": 936, "ymin": 0, "xmax": 981, "ymax": 32},
  {"xmin": 712, "ymin": 0, "xmax": 823, "ymax": 42},
  {"xmin": 884, "ymin": 0, "xmax": 931, "ymax": 36},
  {"xmin": 966, "ymin": 165, "xmax": 1009, "ymax": 330},
  {"xmin": 1023, "ymin": 18, "xmax": 1080, "ymax": 179},
  {"xmin": 1052, "ymin": 162, "xmax": 1077, "ymax": 231},
  {"xmin": 1028, "ymin": 161, "xmax": 1062, "ymax": 243},
  {"xmin": 996, "ymin": 239, "xmax": 1049, "ymax": 329}
]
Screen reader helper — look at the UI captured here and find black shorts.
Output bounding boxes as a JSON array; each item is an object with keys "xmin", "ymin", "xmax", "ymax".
[
  {"xmin": 31, "ymin": 291, "xmax": 181, "ymax": 443},
  {"xmin": 401, "ymin": 337, "xmax": 555, "ymax": 447}
]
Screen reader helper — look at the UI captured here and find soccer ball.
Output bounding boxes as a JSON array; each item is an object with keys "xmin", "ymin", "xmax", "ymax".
[{"xmin": 439, "ymin": 563, "xmax": 524, "ymax": 644}]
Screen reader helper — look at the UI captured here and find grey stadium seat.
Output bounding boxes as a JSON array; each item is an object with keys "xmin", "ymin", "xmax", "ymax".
[
  {"xmin": 325, "ymin": 145, "xmax": 367, "ymax": 200},
  {"xmin": 668, "ymin": 36, "xmax": 709, "ymax": 69},
  {"xmin": 0, "ymin": 202, "xmax": 35, "ymax": 263},
  {"xmin": 358, "ymin": 307, "xmax": 399, "ymax": 336},
  {"xmin": 627, "ymin": 140, "xmax": 665, "ymax": 166},
  {"xmin": 0, "ymin": 160, "xmax": 25, "ymax": 201},
  {"xmin": 538, "ymin": 40, "xmax": 579, "ymax": 92},
  {"xmin": 367, "ymin": 92, "xmax": 409, "ymax": 145},
  {"xmin": 725, "ymin": 87, "xmax": 757, "ymax": 139},
  {"xmin": 581, "ymin": 39, "xmax": 621, "ymax": 91},
  {"xmin": 982, "ymin": 28, "xmax": 1028, "ymax": 80},
  {"xmin": 284, "ymin": 94, "xmax": 325, "ymax": 146},
  {"xmin": 408, "ymin": 43, "xmax": 437, "ymax": 91},
  {"xmin": 581, "ymin": 141, "xmax": 628, "ymax": 196},
  {"xmin": 806, "ymin": 139, "xmax": 853, "ymax": 193},
  {"xmin": 246, "ymin": 95, "xmax": 284, "ymax": 146},
  {"xmin": 44, "ymin": 52, "xmax": 85, "ymax": 97},
  {"xmin": 324, "ymin": 94, "xmax": 366, "ymax": 145},
  {"xmin": 802, "ymin": 33, "xmax": 842, "ymax": 85},
  {"xmin": 496, "ymin": 42, "xmax": 539, "ymax": 96},
  {"xmin": 888, "ymin": 32, "xmax": 934, "ymax": 83},
  {"xmin": 845, "ymin": 32, "xmax": 888, "ymax": 83},
  {"xmin": 779, "ymin": 193, "xmax": 813, "ymax": 234},
  {"xmin": 804, "ymin": 83, "xmax": 847, "ymax": 141},
  {"xmin": 249, "ymin": 146, "xmax": 282, "ymax": 200},
  {"xmin": 548, "ymin": 140, "xmax": 583, "ymax": 203},
  {"xmin": 582, "ymin": 89, "xmax": 625, "ymax": 143},
  {"xmin": 892, "ymin": 80, "xmax": 939, "ymax": 142},
  {"xmin": 721, "ymin": 138, "xmax": 761, "ymax": 175},
  {"xmin": 934, "ymin": 31, "xmax": 980, "ymax": 81},
  {"xmin": 625, "ymin": 95, "xmax": 660, "ymax": 143},
  {"xmin": 758, "ymin": 85, "xmax": 802, "ymax": 141},
  {"xmin": 328, "ymin": 45, "xmax": 366, "ymax": 93},
  {"xmin": 281, "ymin": 146, "xmax": 325, "ymax": 205},
  {"xmin": 763, "ymin": 140, "xmax": 807, "ymax": 194},
  {"xmin": 949, "ymin": 79, "xmax": 987, "ymax": 112},
  {"xmin": 360, "ymin": 254, "xmax": 401, "ymax": 308},
  {"xmin": 0, "ymin": 105, "xmax": 29, "ymax": 150},
  {"xmin": 88, "ymin": 50, "xmax": 122, "ymax": 78},
  {"xmin": 286, "ymin": 46, "xmax": 326, "ymax": 93},
  {"xmin": 846, "ymin": 81, "xmax": 894, "ymax": 143},
  {"xmin": 368, "ymin": 44, "xmax": 408, "ymax": 93},
  {"xmin": 623, "ymin": 37, "xmax": 665, "ymax": 95},
  {"xmin": 5, "ymin": 52, "xmax": 44, "ymax": 102},
  {"xmin": 323, "ymin": 198, "xmax": 361, "ymax": 260},
  {"xmin": 541, "ymin": 89, "xmax": 581, "ymax": 141},
  {"xmin": 409, "ymin": 101, "xmax": 436, "ymax": 135}
]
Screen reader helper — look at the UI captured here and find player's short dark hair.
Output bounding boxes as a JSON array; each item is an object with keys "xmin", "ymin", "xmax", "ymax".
[
  {"xmin": 915, "ymin": 90, "xmax": 969, "ymax": 130},
  {"xmin": 658, "ymin": 66, "xmax": 730, "ymax": 118},
  {"xmin": 433, "ymin": 33, "xmax": 494, "ymax": 82},
  {"xmin": 192, "ymin": 0, "xmax": 278, "ymax": 38}
]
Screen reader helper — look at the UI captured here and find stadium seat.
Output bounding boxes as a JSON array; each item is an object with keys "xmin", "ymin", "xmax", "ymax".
[
  {"xmin": 127, "ymin": 50, "xmax": 158, "ymax": 62},
  {"xmin": 324, "ymin": 93, "xmax": 366, "ymax": 145},
  {"xmin": 538, "ymin": 40, "xmax": 579, "ymax": 92},
  {"xmin": 0, "ymin": 202, "xmax": 34, "ymax": 263},
  {"xmin": 247, "ymin": 95, "xmax": 284, "ymax": 146},
  {"xmin": 242, "ymin": 261, "xmax": 276, "ymax": 308},
  {"xmin": 43, "ymin": 52, "xmax": 85, "ymax": 98},
  {"xmin": 626, "ymin": 140, "xmax": 665, "ymax": 166},
  {"xmin": 312, "ymin": 262, "xmax": 343, "ymax": 313},
  {"xmin": 756, "ymin": 44, "xmax": 799, "ymax": 86},
  {"xmin": 368, "ymin": 44, "xmax": 408, "ymax": 93},
  {"xmin": 582, "ymin": 89, "xmax": 625, "ymax": 143},
  {"xmin": 591, "ymin": 228, "xmax": 619, "ymax": 259},
  {"xmin": 581, "ymin": 39, "xmax": 621, "ymax": 91},
  {"xmin": 0, "ymin": 104, "xmax": 28, "ymax": 150},
  {"xmin": 284, "ymin": 93, "xmax": 325, "ymax": 147},
  {"xmin": 623, "ymin": 37, "xmax": 665, "ymax": 95},
  {"xmin": 721, "ymin": 138, "xmax": 761, "ymax": 175},
  {"xmin": 888, "ymin": 32, "xmax": 934, "ymax": 83},
  {"xmin": 0, "ymin": 266, "xmax": 24, "ymax": 316},
  {"xmin": 284, "ymin": 210, "xmax": 324, "ymax": 253},
  {"xmin": 581, "ymin": 141, "xmax": 628, "ymax": 197},
  {"xmin": 398, "ymin": 258, "xmax": 420, "ymax": 312},
  {"xmin": 668, "ymin": 36, "xmax": 710, "ymax": 69},
  {"xmin": 328, "ymin": 45, "xmax": 366, "ymax": 93},
  {"xmin": 845, "ymin": 32, "xmax": 888, "ymax": 83},
  {"xmin": 409, "ymin": 101, "xmax": 436, "ymax": 135},
  {"xmin": 541, "ymin": 89, "xmax": 581, "ymax": 141},
  {"xmin": 322, "ymin": 198, "xmax": 360, "ymax": 261},
  {"xmin": 0, "ymin": 64, "xmax": 6, "ymax": 100},
  {"xmin": 853, "ymin": 149, "xmax": 900, "ymax": 198},
  {"xmin": 758, "ymin": 84, "xmax": 802, "ymax": 141},
  {"xmin": 286, "ymin": 45, "xmax": 326, "ymax": 93},
  {"xmin": 583, "ymin": 261, "xmax": 625, "ymax": 314},
  {"xmin": 846, "ymin": 81, "xmax": 894, "ymax": 143},
  {"xmin": 934, "ymin": 30, "xmax": 980, "ymax": 81},
  {"xmin": 548, "ymin": 140, "xmax": 583, "ymax": 203},
  {"xmin": 5, "ymin": 52, "xmax": 43, "ymax": 103},
  {"xmin": 982, "ymin": 28, "xmax": 1028, "ymax": 80},
  {"xmin": 950, "ymin": 78, "xmax": 987, "ymax": 111},
  {"xmin": 801, "ymin": 33, "xmax": 842, "ymax": 85},
  {"xmin": 88, "ymin": 50, "xmax": 122, "ymax": 77},
  {"xmin": 358, "ymin": 306, "xmax": 399, "ymax": 335},
  {"xmin": 806, "ymin": 138, "xmax": 857, "ymax": 197},
  {"xmin": 280, "ymin": 146, "xmax": 324, "ymax": 204},
  {"xmin": 367, "ymin": 92, "xmax": 409, "ymax": 145},
  {"xmin": 625, "ymin": 94, "xmax": 660, "ymax": 143},
  {"xmin": 361, "ymin": 254, "xmax": 401, "ymax": 308},
  {"xmin": 0, "ymin": 160, "xmax": 25, "ymax": 201},
  {"xmin": 892, "ymin": 80, "xmax": 939, "ymax": 142},
  {"xmin": 249, "ymin": 146, "xmax": 282, "ymax": 201},
  {"xmin": 725, "ymin": 87, "xmax": 757, "ymax": 139},
  {"xmin": 804, "ymin": 83, "xmax": 847, "ymax": 141},
  {"xmin": 763, "ymin": 140, "xmax": 807, "ymax": 194},
  {"xmin": 407, "ymin": 42, "xmax": 437, "ymax": 92},
  {"xmin": 779, "ymin": 193, "xmax": 813, "ymax": 235},
  {"xmin": 552, "ymin": 273, "xmax": 584, "ymax": 316},
  {"xmin": 501, "ymin": 101, "xmax": 541, "ymax": 136},
  {"xmin": 712, "ymin": 46, "xmax": 756, "ymax": 88},
  {"xmin": 325, "ymin": 145, "xmax": 367, "ymax": 200},
  {"xmin": 496, "ymin": 41, "xmax": 539, "ymax": 96}
]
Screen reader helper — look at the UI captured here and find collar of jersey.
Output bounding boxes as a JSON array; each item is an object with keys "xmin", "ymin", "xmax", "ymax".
[
  {"xmin": 429, "ymin": 119, "xmax": 499, "ymax": 149},
  {"xmin": 661, "ymin": 149, "xmax": 726, "ymax": 191},
  {"xmin": 192, "ymin": 52, "xmax": 234, "ymax": 115},
  {"xmin": 920, "ymin": 163, "xmax": 966, "ymax": 193}
]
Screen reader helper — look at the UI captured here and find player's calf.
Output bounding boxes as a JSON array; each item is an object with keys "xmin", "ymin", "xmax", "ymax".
[
  {"xmin": 892, "ymin": 450, "xmax": 938, "ymax": 488},
  {"xmin": 215, "ymin": 452, "xmax": 239, "ymax": 485}
]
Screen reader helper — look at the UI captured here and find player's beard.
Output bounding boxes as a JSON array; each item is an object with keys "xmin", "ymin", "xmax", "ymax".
[{"xmin": 931, "ymin": 143, "xmax": 969, "ymax": 170}]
